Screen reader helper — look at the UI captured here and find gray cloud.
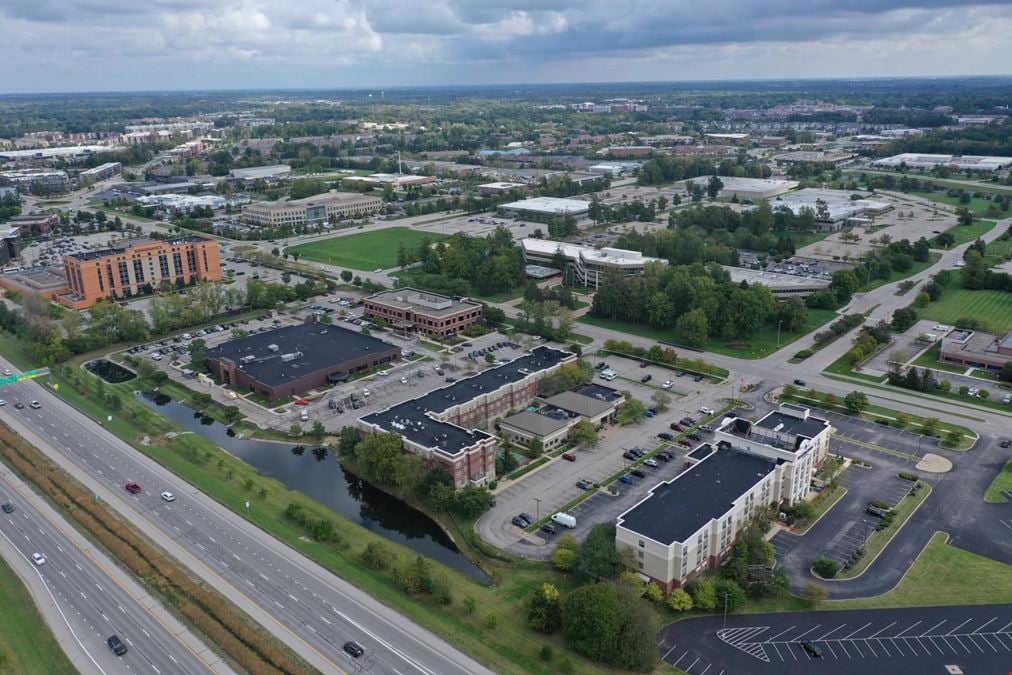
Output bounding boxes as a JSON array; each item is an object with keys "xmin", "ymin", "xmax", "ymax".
[{"xmin": 0, "ymin": 0, "xmax": 1009, "ymax": 91}]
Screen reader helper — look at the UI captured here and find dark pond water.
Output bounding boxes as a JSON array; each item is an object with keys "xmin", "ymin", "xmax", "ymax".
[
  {"xmin": 137, "ymin": 392, "xmax": 488, "ymax": 582},
  {"xmin": 85, "ymin": 359, "xmax": 136, "ymax": 384}
]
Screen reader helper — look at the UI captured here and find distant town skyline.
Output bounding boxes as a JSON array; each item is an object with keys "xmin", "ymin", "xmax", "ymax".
[{"xmin": 1, "ymin": 1, "xmax": 1011, "ymax": 93}]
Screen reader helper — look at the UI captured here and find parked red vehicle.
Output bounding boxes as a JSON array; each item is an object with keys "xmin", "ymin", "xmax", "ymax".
[
  {"xmin": 639, "ymin": 362, "xmax": 648, "ymax": 368},
  {"xmin": 562, "ymin": 453, "xmax": 576, "ymax": 462},
  {"xmin": 670, "ymin": 423, "xmax": 684, "ymax": 432}
]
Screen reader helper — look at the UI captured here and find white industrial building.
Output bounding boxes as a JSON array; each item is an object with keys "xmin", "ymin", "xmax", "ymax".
[
  {"xmin": 477, "ymin": 182, "xmax": 527, "ymax": 195},
  {"xmin": 772, "ymin": 188, "xmax": 893, "ymax": 231},
  {"xmin": 229, "ymin": 165, "xmax": 293, "ymax": 181},
  {"xmin": 521, "ymin": 238, "xmax": 666, "ymax": 289},
  {"xmin": 674, "ymin": 176, "xmax": 799, "ymax": 201},
  {"xmin": 0, "ymin": 145, "xmax": 126, "ymax": 164},
  {"xmin": 498, "ymin": 197, "xmax": 591, "ymax": 223},
  {"xmin": 722, "ymin": 266, "xmax": 831, "ymax": 298},
  {"xmin": 872, "ymin": 154, "xmax": 1012, "ymax": 173}
]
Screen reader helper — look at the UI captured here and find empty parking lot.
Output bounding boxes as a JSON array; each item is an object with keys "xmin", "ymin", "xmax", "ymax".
[{"xmin": 659, "ymin": 605, "xmax": 1012, "ymax": 675}]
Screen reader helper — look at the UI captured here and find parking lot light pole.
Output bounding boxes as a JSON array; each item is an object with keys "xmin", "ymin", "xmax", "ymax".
[
  {"xmin": 533, "ymin": 497, "xmax": 541, "ymax": 522},
  {"xmin": 776, "ymin": 320, "xmax": 783, "ymax": 349},
  {"xmin": 722, "ymin": 592, "xmax": 729, "ymax": 630}
]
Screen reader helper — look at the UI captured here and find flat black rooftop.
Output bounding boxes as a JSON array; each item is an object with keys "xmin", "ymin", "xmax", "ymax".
[
  {"xmin": 755, "ymin": 408, "xmax": 829, "ymax": 440},
  {"xmin": 619, "ymin": 448, "xmax": 776, "ymax": 545},
  {"xmin": 361, "ymin": 345, "xmax": 571, "ymax": 456},
  {"xmin": 206, "ymin": 322, "xmax": 399, "ymax": 388}
]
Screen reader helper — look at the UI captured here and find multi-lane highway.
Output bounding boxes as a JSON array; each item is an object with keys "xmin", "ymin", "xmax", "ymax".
[
  {"xmin": 0, "ymin": 463, "xmax": 228, "ymax": 674},
  {"xmin": 0, "ymin": 362, "xmax": 490, "ymax": 675}
]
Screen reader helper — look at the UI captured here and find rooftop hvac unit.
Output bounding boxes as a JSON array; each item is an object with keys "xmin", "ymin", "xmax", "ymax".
[
  {"xmin": 240, "ymin": 355, "xmax": 257, "ymax": 364},
  {"xmin": 268, "ymin": 344, "xmax": 279, "ymax": 352},
  {"xmin": 281, "ymin": 351, "xmax": 303, "ymax": 362}
]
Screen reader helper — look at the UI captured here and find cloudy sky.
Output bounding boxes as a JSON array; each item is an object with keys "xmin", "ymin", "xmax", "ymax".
[{"xmin": 1, "ymin": 1, "xmax": 1010, "ymax": 92}]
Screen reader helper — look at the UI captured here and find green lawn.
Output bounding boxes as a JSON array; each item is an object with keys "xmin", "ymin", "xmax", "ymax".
[
  {"xmin": 0, "ymin": 557, "xmax": 79, "ymax": 674},
  {"xmin": 833, "ymin": 532, "xmax": 1012, "ymax": 609},
  {"xmin": 984, "ymin": 234, "xmax": 1012, "ymax": 267},
  {"xmin": 911, "ymin": 343, "xmax": 969, "ymax": 375},
  {"xmin": 931, "ymin": 219, "xmax": 998, "ymax": 248},
  {"xmin": 579, "ymin": 307, "xmax": 837, "ymax": 360},
  {"xmin": 985, "ymin": 461, "xmax": 1012, "ymax": 503},
  {"xmin": 919, "ymin": 287, "xmax": 1012, "ymax": 334},
  {"xmin": 910, "ymin": 191, "xmax": 1009, "ymax": 218},
  {"xmin": 289, "ymin": 227, "xmax": 448, "ymax": 271}
]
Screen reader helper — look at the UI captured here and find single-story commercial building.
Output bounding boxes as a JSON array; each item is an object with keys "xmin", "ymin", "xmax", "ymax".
[
  {"xmin": 499, "ymin": 384, "xmax": 625, "ymax": 450},
  {"xmin": 229, "ymin": 165, "xmax": 292, "ymax": 181},
  {"xmin": 498, "ymin": 197, "xmax": 590, "ymax": 223},
  {"xmin": 939, "ymin": 329, "xmax": 1012, "ymax": 372},
  {"xmin": 721, "ymin": 265, "xmax": 831, "ymax": 298},
  {"xmin": 205, "ymin": 323, "xmax": 401, "ymax": 403},
  {"xmin": 772, "ymin": 188, "xmax": 893, "ymax": 231}
]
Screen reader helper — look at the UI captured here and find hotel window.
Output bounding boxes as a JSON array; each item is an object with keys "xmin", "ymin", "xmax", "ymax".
[
  {"xmin": 94, "ymin": 268, "xmax": 103, "ymax": 292},
  {"xmin": 186, "ymin": 249, "xmax": 197, "ymax": 273},
  {"xmin": 158, "ymin": 254, "xmax": 169, "ymax": 277},
  {"xmin": 202, "ymin": 248, "xmax": 209, "ymax": 272},
  {"xmin": 106, "ymin": 264, "xmax": 115, "ymax": 290},
  {"xmin": 118, "ymin": 261, "xmax": 130, "ymax": 286},
  {"xmin": 173, "ymin": 252, "xmax": 183, "ymax": 276},
  {"xmin": 133, "ymin": 259, "xmax": 145, "ymax": 283}
]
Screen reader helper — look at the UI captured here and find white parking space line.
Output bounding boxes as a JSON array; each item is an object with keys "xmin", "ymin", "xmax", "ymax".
[
  {"xmin": 894, "ymin": 620, "xmax": 921, "ymax": 637},
  {"xmin": 843, "ymin": 622, "xmax": 872, "ymax": 639},
  {"xmin": 868, "ymin": 621, "xmax": 896, "ymax": 638},
  {"xmin": 946, "ymin": 618, "xmax": 973, "ymax": 635}
]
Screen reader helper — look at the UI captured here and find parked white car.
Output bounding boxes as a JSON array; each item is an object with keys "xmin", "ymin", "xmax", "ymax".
[{"xmin": 699, "ymin": 406, "xmax": 715, "ymax": 416}]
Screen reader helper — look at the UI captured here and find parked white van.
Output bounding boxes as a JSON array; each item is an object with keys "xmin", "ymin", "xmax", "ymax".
[{"xmin": 551, "ymin": 512, "xmax": 577, "ymax": 529}]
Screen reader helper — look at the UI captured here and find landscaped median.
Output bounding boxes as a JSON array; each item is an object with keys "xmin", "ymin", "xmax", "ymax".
[
  {"xmin": 779, "ymin": 387, "xmax": 978, "ymax": 450},
  {"xmin": 834, "ymin": 478, "xmax": 931, "ymax": 580},
  {"xmin": 524, "ymin": 403, "xmax": 736, "ymax": 534}
]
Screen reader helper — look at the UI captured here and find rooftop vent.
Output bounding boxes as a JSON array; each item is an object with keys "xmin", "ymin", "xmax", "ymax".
[
  {"xmin": 268, "ymin": 344, "xmax": 279, "ymax": 352},
  {"xmin": 281, "ymin": 351, "xmax": 303, "ymax": 362}
]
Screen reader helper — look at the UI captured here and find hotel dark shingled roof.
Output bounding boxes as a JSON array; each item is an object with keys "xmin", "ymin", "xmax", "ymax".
[
  {"xmin": 204, "ymin": 322, "xmax": 399, "ymax": 387},
  {"xmin": 618, "ymin": 448, "xmax": 776, "ymax": 545},
  {"xmin": 360, "ymin": 345, "xmax": 571, "ymax": 456}
]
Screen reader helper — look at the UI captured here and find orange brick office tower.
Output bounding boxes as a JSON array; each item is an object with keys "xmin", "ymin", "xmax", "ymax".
[{"xmin": 60, "ymin": 236, "xmax": 221, "ymax": 308}]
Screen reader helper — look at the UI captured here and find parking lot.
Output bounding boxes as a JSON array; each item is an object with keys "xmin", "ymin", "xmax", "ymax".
[{"xmin": 659, "ymin": 604, "xmax": 1012, "ymax": 675}]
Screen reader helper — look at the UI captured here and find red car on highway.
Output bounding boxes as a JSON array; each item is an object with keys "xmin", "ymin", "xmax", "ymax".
[{"xmin": 125, "ymin": 482, "xmax": 141, "ymax": 494}]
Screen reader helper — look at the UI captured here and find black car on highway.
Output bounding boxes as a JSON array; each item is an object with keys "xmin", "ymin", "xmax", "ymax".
[{"xmin": 343, "ymin": 641, "xmax": 365, "ymax": 658}]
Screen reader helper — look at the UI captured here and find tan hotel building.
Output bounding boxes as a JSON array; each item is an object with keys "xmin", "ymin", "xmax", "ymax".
[{"xmin": 60, "ymin": 236, "xmax": 221, "ymax": 308}]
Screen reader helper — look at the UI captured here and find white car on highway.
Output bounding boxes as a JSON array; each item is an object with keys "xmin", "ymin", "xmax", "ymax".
[
  {"xmin": 160, "ymin": 492, "xmax": 175, "ymax": 502},
  {"xmin": 32, "ymin": 553, "xmax": 46, "ymax": 566}
]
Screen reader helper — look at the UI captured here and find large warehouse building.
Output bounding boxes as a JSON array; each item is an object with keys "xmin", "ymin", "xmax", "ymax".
[
  {"xmin": 872, "ymin": 154, "xmax": 1012, "ymax": 173},
  {"xmin": 205, "ymin": 323, "xmax": 401, "ymax": 403},
  {"xmin": 498, "ymin": 197, "xmax": 590, "ymax": 223},
  {"xmin": 674, "ymin": 176, "xmax": 799, "ymax": 201},
  {"xmin": 242, "ymin": 191, "xmax": 382, "ymax": 227},
  {"xmin": 772, "ymin": 188, "xmax": 892, "ymax": 231}
]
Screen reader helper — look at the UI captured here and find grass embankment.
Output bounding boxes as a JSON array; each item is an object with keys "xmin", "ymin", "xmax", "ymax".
[
  {"xmin": 47, "ymin": 365, "xmax": 615, "ymax": 674},
  {"xmin": 289, "ymin": 227, "xmax": 448, "ymax": 271},
  {"xmin": 835, "ymin": 482, "xmax": 931, "ymax": 580},
  {"xmin": 779, "ymin": 390, "xmax": 976, "ymax": 449},
  {"xmin": 0, "ymin": 424, "xmax": 313, "ymax": 675},
  {"xmin": 833, "ymin": 532, "xmax": 1012, "ymax": 609},
  {"xmin": 0, "ymin": 556, "xmax": 79, "ymax": 675},
  {"xmin": 985, "ymin": 461, "xmax": 1012, "ymax": 504},
  {"xmin": 580, "ymin": 308, "xmax": 837, "ymax": 360}
]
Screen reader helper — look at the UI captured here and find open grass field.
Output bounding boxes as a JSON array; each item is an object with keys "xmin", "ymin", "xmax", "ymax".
[
  {"xmin": 580, "ymin": 307, "xmax": 837, "ymax": 360},
  {"xmin": 910, "ymin": 191, "xmax": 1009, "ymax": 218},
  {"xmin": 289, "ymin": 227, "xmax": 448, "ymax": 271},
  {"xmin": 0, "ymin": 557, "xmax": 78, "ymax": 674},
  {"xmin": 920, "ymin": 287, "xmax": 1012, "ymax": 334},
  {"xmin": 931, "ymin": 219, "xmax": 999, "ymax": 248},
  {"xmin": 984, "ymin": 233, "xmax": 1012, "ymax": 267},
  {"xmin": 834, "ymin": 532, "xmax": 1012, "ymax": 609}
]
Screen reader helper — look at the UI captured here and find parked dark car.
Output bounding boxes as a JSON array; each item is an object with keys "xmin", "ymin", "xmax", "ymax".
[
  {"xmin": 687, "ymin": 433, "xmax": 702, "ymax": 441},
  {"xmin": 630, "ymin": 448, "xmax": 645, "ymax": 458},
  {"xmin": 512, "ymin": 515, "xmax": 531, "ymax": 528},
  {"xmin": 794, "ymin": 379, "xmax": 807, "ymax": 386},
  {"xmin": 562, "ymin": 452, "xmax": 576, "ymax": 462},
  {"xmin": 658, "ymin": 432, "xmax": 674, "ymax": 441},
  {"xmin": 540, "ymin": 522, "xmax": 557, "ymax": 535},
  {"xmin": 575, "ymin": 479, "xmax": 593, "ymax": 490},
  {"xmin": 622, "ymin": 450, "xmax": 638, "ymax": 461},
  {"xmin": 678, "ymin": 439, "xmax": 692, "ymax": 448},
  {"xmin": 693, "ymin": 373, "xmax": 705, "ymax": 382},
  {"xmin": 801, "ymin": 642, "xmax": 823, "ymax": 658},
  {"xmin": 619, "ymin": 474, "xmax": 634, "ymax": 484},
  {"xmin": 630, "ymin": 469, "xmax": 646, "ymax": 478},
  {"xmin": 641, "ymin": 374, "xmax": 652, "ymax": 383}
]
